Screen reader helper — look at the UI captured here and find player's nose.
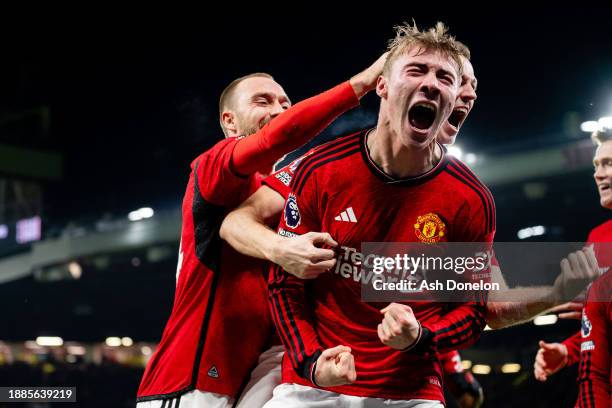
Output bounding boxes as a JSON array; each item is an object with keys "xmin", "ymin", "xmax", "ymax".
[
  {"xmin": 269, "ymin": 100, "xmax": 285, "ymax": 118},
  {"xmin": 419, "ymin": 72, "xmax": 441, "ymax": 99}
]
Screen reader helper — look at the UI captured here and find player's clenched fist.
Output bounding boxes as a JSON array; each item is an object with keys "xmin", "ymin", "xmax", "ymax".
[
  {"xmin": 271, "ymin": 232, "xmax": 338, "ymax": 279},
  {"xmin": 377, "ymin": 303, "xmax": 421, "ymax": 350},
  {"xmin": 314, "ymin": 345, "xmax": 357, "ymax": 387},
  {"xmin": 553, "ymin": 246, "xmax": 601, "ymax": 302},
  {"xmin": 533, "ymin": 340, "xmax": 568, "ymax": 382}
]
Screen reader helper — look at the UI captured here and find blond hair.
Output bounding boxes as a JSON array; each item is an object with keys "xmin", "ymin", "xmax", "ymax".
[
  {"xmin": 383, "ymin": 21, "xmax": 470, "ymax": 79},
  {"xmin": 592, "ymin": 126, "xmax": 612, "ymax": 146},
  {"xmin": 218, "ymin": 72, "xmax": 274, "ymax": 136}
]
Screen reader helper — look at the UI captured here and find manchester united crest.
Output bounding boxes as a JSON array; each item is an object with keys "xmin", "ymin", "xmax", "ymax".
[{"xmin": 414, "ymin": 213, "xmax": 446, "ymax": 243}]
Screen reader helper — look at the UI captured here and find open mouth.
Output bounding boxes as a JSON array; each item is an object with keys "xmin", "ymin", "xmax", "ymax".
[
  {"xmin": 600, "ymin": 183, "xmax": 611, "ymax": 192},
  {"xmin": 448, "ymin": 108, "xmax": 468, "ymax": 129},
  {"xmin": 409, "ymin": 102, "xmax": 437, "ymax": 131}
]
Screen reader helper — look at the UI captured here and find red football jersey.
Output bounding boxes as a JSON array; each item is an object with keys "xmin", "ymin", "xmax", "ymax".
[
  {"xmin": 575, "ymin": 269, "xmax": 611, "ymax": 407},
  {"xmin": 575, "ymin": 220, "xmax": 612, "ymax": 408},
  {"xmin": 562, "ymin": 220, "xmax": 612, "ymax": 368},
  {"xmin": 264, "ymin": 129, "xmax": 495, "ymax": 401},
  {"xmin": 137, "ymin": 138, "xmax": 271, "ymax": 401},
  {"xmin": 137, "ymin": 81, "xmax": 360, "ymax": 402}
]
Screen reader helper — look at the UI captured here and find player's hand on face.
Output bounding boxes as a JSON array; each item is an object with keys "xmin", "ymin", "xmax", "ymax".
[
  {"xmin": 377, "ymin": 303, "xmax": 421, "ymax": 350},
  {"xmin": 533, "ymin": 340, "xmax": 568, "ymax": 382},
  {"xmin": 314, "ymin": 345, "xmax": 357, "ymax": 387},
  {"xmin": 548, "ymin": 301, "xmax": 584, "ymax": 320},
  {"xmin": 350, "ymin": 52, "xmax": 389, "ymax": 98},
  {"xmin": 272, "ymin": 232, "xmax": 337, "ymax": 279},
  {"xmin": 553, "ymin": 246, "xmax": 601, "ymax": 302}
]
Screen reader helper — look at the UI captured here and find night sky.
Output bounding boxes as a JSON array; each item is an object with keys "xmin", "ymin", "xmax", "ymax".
[{"xmin": 2, "ymin": 9, "xmax": 612, "ymax": 224}]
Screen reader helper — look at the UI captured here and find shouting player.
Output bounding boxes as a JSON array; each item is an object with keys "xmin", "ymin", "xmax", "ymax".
[
  {"xmin": 136, "ymin": 54, "xmax": 387, "ymax": 408},
  {"xmin": 259, "ymin": 22, "xmax": 492, "ymax": 407},
  {"xmin": 533, "ymin": 127, "xmax": 611, "ymax": 407}
]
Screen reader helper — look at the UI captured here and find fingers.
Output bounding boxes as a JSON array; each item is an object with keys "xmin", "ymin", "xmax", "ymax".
[
  {"xmin": 538, "ymin": 340, "xmax": 556, "ymax": 351},
  {"xmin": 558, "ymin": 311, "xmax": 582, "ymax": 320},
  {"xmin": 582, "ymin": 246, "xmax": 600, "ymax": 276},
  {"xmin": 321, "ymin": 345, "xmax": 351, "ymax": 359},
  {"xmin": 310, "ymin": 247, "xmax": 336, "ymax": 261},
  {"xmin": 549, "ymin": 302, "xmax": 583, "ymax": 314},
  {"xmin": 336, "ymin": 352, "xmax": 357, "ymax": 384},
  {"xmin": 575, "ymin": 250, "xmax": 592, "ymax": 278},
  {"xmin": 308, "ymin": 232, "xmax": 338, "ymax": 248}
]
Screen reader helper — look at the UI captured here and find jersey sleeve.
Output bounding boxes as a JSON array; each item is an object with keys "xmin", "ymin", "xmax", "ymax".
[
  {"xmin": 576, "ymin": 279, "xmax": 610, "ymax": 408},
  {"xmin": 231, "ymin": 81, "xmax": 359, "ymax": 175},
  {"xmin": 562, "ymin": 330, "xmax": 583, "ymax": 366},
  {"xmin": 267, "ymin": 172, "xmax": 323, "ymax": 384},
  {"xmin": 192, "ymin": 138, "xmax": 250, "ymax": 206},
  {"xmin": 262, "ymin": 149, "xmax": 316, "ymax": 200}
]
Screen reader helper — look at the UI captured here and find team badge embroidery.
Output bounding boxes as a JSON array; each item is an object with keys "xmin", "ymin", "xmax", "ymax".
[
  {"xmin": 581, "ymin": 311, "xmax": 592, "ymax": 338},
  {"xmin": 414, "ymin": 213, "xmax": 446, "ymax": 243},
  {"xmin": 284, "ymin": 194, "xmax": 301, "ymax": 229}
]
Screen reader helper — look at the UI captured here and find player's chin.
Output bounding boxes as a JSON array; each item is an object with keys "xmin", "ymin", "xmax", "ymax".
[
  {"xmin": 600, "ymin": 194, "xmax": 612, "ymax": 210},
  {"xmin": 437, "ymin": 125, "xmax": 457, "ymax": 146}
]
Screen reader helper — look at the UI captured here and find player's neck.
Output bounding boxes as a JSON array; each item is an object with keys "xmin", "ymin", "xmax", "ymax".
[{"xmin": 368, "ymin": 124, "xmax": 441, "ymax": 179}]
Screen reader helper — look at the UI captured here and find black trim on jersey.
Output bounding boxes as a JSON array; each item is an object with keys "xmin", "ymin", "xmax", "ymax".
[
  {"xmin": 137, "ymin": 162, "xmax": 227, "ymax": 402},
  {"xmin": 137, "ymin": 387, "xmax": 192, "ymax": 403},
  {"xmin": 190, "ymin": 161, "xmax": 225, "ymax": 389},
  {"xmin": 291, "ymin": 132, "xmax": 362, "ymax": 194},
  {"xmin": 360, "ymin": 128, "xmax": 449, "ymax": 186},
  {"xmin": 448, "ymin": 158, "xmax": 496, "ymax": 233},
  {"xmin": 295, "ymin": 147, "xmax": 361, "ymax": 195},
  {"xmin": 445, "ymin": 164, "xmax": 495, "ymax": 235}
]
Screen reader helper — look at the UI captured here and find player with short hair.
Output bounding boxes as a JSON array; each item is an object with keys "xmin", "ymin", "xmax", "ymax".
[
  {"xmin": 259, "ymin": 22, "xmax": 493, "ymax": 407},
  {"xmin": 136, "ymin": 55, "xmax": 387, "ymax": 408},
  {"xmin": 533, "ymin": 127, "xmax": 611, "ymax": 407}
]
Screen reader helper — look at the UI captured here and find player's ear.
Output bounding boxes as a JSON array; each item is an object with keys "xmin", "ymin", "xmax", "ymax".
[
  {"xmin": 221, "ymin": 111, "xmax": 237, "ymax": 136},
  {"xmin": 376, "ymin": 75, "xmax": 388, "ymax": 99}
]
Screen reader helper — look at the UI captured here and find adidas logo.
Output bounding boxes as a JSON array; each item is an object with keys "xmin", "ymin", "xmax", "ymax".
[
  {"xmin": 334, "ymin": 207, "xmax": 357, "ymax": 223},
  {"xmin": 207, "ymin": 366, "xmax": 219, "ymax": 378}
]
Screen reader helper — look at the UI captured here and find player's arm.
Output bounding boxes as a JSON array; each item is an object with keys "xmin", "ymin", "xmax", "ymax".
[
  {"xmin": 486, "ymin": 247, "xmax": 599, "ymax": 329},
  {"xmin": 267, "ymin": 178, "xmax": 355, "ymax": 387},
  {"xmin": 230, "ymin": 53, "xmax": 387, "ymax": 175},
  {"xmin": 220, "ymin": 160, "xmax": 338, "ymax": 278},
  {"xmin": 576, "ymin": 284, "xmax": 610, "ymax": 407}
]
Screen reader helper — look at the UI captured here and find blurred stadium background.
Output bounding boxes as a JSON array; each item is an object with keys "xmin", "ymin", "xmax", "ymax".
[{"xmin": 0, "ymin": 10, "xmax": 611, "ymax": 407}]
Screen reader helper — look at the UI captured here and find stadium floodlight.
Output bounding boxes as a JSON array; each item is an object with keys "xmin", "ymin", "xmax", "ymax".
[
  {"xmin": 598, "ymin": 116, "xmax": 612, "ymax": 129},
  {"xmin": 67, "ymin": 345, "xmax": 86, "ymax": 355},
  {"xmin": 534, "ymin": 314, "xmax": 558, "ymax": 326},
  {"xmin": 141, "ymin": 346, "xmax": 152, "ymax": 356},
  {"xmin": 0, "ymin": 224, "xmax": 7, "ymax": 239},
  {"xmin": 472, "ymin": 364, "xmax": 491, "ymax": 375},
  {"xmin": 128, "ymin": 207, "xmax": 155, "ymax": 222},
  {"xmin": 68, "ymin": 262, "xmax": 82, "ymax": 280},
  {"xmin": 461, "ymin": 360, "xmax": 473, "ymax": 370},
  {"xmin": 517, "ymin": 225, "xmax": 546, "ymax": 240},
  {"xmin": 580, "ymin": 121, "xmax": 601, "ymax": 133},
  {"xmin": 105, "ymin": 337, "xmax": 122, "ymax": 347},
  {"xmin": 501, "ymin": 363, "xmax": 521, "ymax": 374},
  {"xmin": 465, "ymin": 153, "xmax": 477, "ymax": 165},
  {"xmin": 447, "ymin": 146, "xmax": 463, "ymax": 160},
  {"xmin": 36, "ymin": 336, "xmax": 63, "ymax": 347},
  {"xmin": 121, "ymin": 337, "xmax": 134, "ymax": 347}
]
